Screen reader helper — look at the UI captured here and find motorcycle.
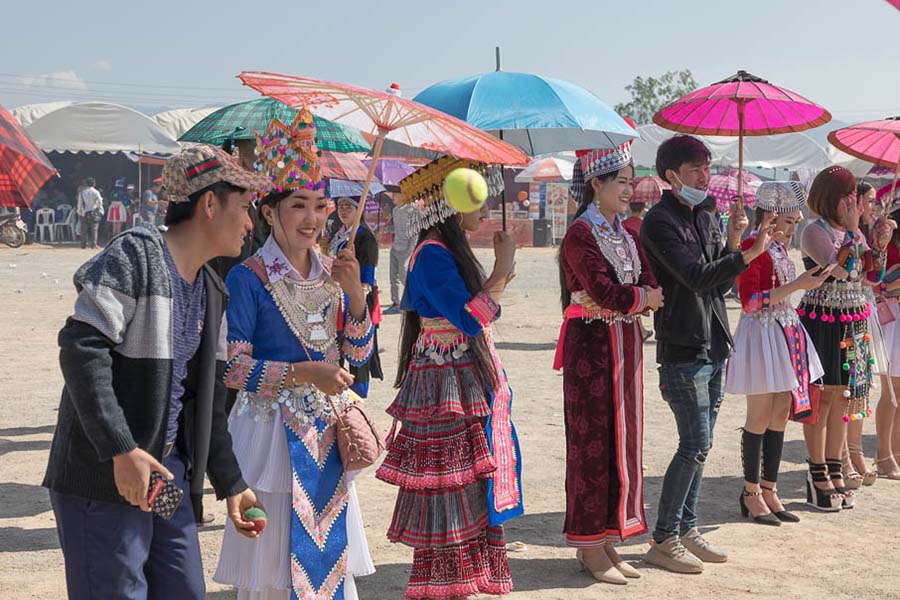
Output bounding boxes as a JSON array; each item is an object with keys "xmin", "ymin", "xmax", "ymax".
[{"xmin": 0, "ymin": 212, "xmax": 27, "ymax": 248}]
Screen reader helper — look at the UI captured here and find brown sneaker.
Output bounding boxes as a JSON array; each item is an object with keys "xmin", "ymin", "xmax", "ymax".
[
  {"xmin": 680, "ymin": 528, "xmax": 727, "ymax": 563},
  {"xmin": 643, "ymin": 536, "xmax": 704, "ymax": 574}
]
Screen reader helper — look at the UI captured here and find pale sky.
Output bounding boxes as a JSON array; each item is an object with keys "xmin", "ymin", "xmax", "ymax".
[{"xmin": 2, "ymin": 0, "xmax": 898, "ymax": 126}]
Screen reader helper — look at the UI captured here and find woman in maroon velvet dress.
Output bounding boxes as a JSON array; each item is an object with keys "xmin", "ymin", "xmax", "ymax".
[{"xmin": 555, "ymin": 144, "xmax": 663, "ymax": 585}]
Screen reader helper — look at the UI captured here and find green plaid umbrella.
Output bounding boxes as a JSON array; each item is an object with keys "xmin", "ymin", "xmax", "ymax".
[{"xmin": 178, "ymin": 97, "xmax": 371, "ymax": 153}]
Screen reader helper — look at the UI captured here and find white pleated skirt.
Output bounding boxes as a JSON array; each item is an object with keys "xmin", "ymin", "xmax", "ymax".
[
  {"xmin": 214, "ymin": 407, "xmax": 375, "ymax": 600},
  {"xmin": 725, "ymin": 314, "xmax": 825, "ymax": 395}
]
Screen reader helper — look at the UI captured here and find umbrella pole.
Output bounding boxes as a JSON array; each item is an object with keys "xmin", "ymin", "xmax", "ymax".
[
  {"xmin": 349, "ymin": 130, "xmax": 386, "ymax": 253},
  {"xmin": 889, "ymin": 157, "xmax": 900, "ymax": 210},
  {"xmin": 499, "ymin": 130, "xmax": 507, "ymax": 231},
  {"xmin": 138, "ymin": 144, "xmax": 143, "ymax": 203},
  {"xmin": 890, "ymin": 133, "xmax": 900, "ymax": 209},
  {"xmin": 737, "ymin": 104, "xmax": 745, "ymax": 201}
]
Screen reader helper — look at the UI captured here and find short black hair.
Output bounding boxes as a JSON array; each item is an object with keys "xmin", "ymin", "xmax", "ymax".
[
  {"xmin": 656, "ymin": 135, "xmax": 712, "ymax": 184},
  {"xmin": 164, "ymin": 181, "xmax": 245, "ymax": 226},
  {"xmin": 629, "ymin": 201, "xmax": 645, "ymax": 214},
  {"xmin": 85, "ymin": 177, "xmax": 96, "ymax": 187}
]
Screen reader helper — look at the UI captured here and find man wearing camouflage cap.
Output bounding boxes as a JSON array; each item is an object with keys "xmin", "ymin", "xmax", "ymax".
[{"xmin": 43, "ymin": 145, "xmax": 270, "ymax": 599}]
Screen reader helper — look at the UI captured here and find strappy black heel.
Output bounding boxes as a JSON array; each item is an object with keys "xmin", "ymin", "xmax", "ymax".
[
  {"xmin": 806, "ymin": 460, "xmax": 842, "ymax": 512},
  {"xmin": 760, "ymin": 484, "xmax": 799, "ymax": 523},
  {"xmin": 739, "ymin": 489, "xmax": 781, "ymax": 526}
]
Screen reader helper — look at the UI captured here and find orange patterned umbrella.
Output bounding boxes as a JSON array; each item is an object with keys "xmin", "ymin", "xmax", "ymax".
[{"xmin": 238, "ymin": 72, "xmax": 528, "ymax": 237}]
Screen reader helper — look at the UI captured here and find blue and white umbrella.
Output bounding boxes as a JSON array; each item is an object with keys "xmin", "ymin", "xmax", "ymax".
[{"xmin": 413, "ymin": 71, "xmax": 637, "ymax": 156}]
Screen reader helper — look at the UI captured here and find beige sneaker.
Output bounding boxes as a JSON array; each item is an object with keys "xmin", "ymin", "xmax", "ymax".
[
  {"xmin": 643, "ymin": 536, "xmax": 704, "ymax": 574},
  {"xmin": 680, "ymin": 528, "xmax": 728, "ymax": 563}
]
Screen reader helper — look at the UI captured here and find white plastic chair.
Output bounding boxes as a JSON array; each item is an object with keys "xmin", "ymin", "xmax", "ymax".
[
  {"xmin": 54, "ymin": 205, "xmax": 76, "ymax": 242},
  {"xmin": 56, "ymin": 203, "xmax": 72, "ymax": 222},
  {"xmin": 35, "ymin": 208, "xmax": 55, "ymax": 243}
]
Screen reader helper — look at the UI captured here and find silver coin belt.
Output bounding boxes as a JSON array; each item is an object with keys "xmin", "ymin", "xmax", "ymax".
[
  {"xmin": 746, "ymin": 302, "xmax": 801, "ymax": 327},
  {"xmin": 235, "ymin": 385, "xmax": 351, "ymax": 425},
  {"xmin": 800, "ymin": 281, "xmax": 868, "ymax": 310}
]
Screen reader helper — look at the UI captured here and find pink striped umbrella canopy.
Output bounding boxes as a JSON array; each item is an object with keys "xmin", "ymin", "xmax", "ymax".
[
  {"xmin": 709, "ymin": 170, "xmax": 762, "ymax": 210},
  {"xmin": 827, "ymin": 117, "xmax": 900, "ymax": 170},
  {"xmin": 653, "ymin": 70, "xmax": 831, "ymax": 136},
  {"xmin": 631, "ymin": 175, "xmax": 670, "ymax": 205}
]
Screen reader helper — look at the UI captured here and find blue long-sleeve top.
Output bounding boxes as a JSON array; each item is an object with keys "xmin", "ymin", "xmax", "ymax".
[
  {"xmin": 224, "ymin": 236, "xmax": 374, "ymax": 399},
  {"xmin": 402, "ymin": 240, "xmax": 501, "ymax": 335}
]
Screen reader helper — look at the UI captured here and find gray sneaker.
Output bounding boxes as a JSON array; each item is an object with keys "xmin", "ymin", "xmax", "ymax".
[
  {"xmin": 680, "ymin": 528, "xmax": 728, "ymax": 563},
  {"xmin": 643, "ymin": 536, "xmax": 704, "ymax": 574}
]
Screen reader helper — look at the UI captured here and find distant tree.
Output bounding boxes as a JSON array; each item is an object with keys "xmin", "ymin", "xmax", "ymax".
[{"xmin": 614, "ymin": 70, "xmax": 698, "ymax": 124}]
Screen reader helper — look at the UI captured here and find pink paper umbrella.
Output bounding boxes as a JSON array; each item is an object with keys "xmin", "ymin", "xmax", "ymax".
[
  {"xmin": 653, "ymin": 70, "xmax": 830, "ymax": 199},
  {"xmin": 709, "ymin": 171, "xmax": 762, "ymax": 211},
  {"xmin": 828, "ymin": 117, "xmax": 900, "ymax": 205},
  {"xmin": 631, "ymin": 176, "xmax": 670, "ymax": 205}
]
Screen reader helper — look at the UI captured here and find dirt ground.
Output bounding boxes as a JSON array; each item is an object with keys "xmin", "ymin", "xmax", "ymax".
[{"xmin": 1, "ymin": 244, "xmax": 899, "ymax": 600}]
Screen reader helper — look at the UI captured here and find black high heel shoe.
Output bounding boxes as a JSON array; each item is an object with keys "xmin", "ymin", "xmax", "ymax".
[
  {"xmin": 806, "ymin": 460, "xmax": 842, "ymax": 512},
  {"xmin": 826, "ymin": 459, "xmax": 855, "ymax": 509},
  {"xmin": 760, "ymin": 484, "xmax": 799, "ymax": 523},
  {"xmin": 739, "ymin": 489, "xmax": 781, "ymax": 526}
]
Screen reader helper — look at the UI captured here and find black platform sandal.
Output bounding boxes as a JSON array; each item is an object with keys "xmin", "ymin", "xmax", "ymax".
[
  {"xmin": 826, "ymin": 459, "xmax": 855, "ymax": 509},
  {"xmin": 760, "ymin": 484, "xmax": 799, "ymax": 523},
  {"xmin": 806, "ymin": 460, "xmax": 842, "ymax": 512}
]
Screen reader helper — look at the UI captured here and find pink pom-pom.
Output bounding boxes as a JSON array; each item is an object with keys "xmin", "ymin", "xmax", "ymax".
[
  {"xmin": 810, "ymin": 312, "xmax": 817, "ymax": 319},
  {"xmin": 842, "ymin": 415, "xmax": 851, "ymax": 423},
  {"xmin": 797, "ymin": 308, "xmax": 806, "ymax": 316}
]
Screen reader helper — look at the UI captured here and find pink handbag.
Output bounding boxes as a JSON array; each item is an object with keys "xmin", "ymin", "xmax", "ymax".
[{"xmin": 330, "ymin": 397, "xmax": 385, "ymax": 471}]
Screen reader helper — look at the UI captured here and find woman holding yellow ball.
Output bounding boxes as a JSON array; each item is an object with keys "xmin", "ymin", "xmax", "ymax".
[{"xmin": 376, "ymin": 158, "xmax": 523, "ymax": 599}]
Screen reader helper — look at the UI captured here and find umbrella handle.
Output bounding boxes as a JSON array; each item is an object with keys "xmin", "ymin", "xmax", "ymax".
[{"xmin": 348, "ymin": 132, "xmax": 386, "ymax": 253}]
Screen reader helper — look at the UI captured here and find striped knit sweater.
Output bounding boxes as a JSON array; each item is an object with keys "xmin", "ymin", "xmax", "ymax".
[{"xmin": 43, "ymin": 225, "xmax": 247, "ymax": 507}]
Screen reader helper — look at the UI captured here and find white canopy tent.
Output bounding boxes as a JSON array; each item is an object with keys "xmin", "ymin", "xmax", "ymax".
[
  {"xmin": 632, "ymin": 124, "xmax": 832, "ymax": 172},
  {"xmin": 153, "ymin": 107, "xmax": 220, "ymax": 140},
  {"xmin": 24, "ymin": 102, "xmax": 181, "ymax": 154},
  {"xmin": 9, "ymin": 101, "xmax": 74, "ymax": 128}
]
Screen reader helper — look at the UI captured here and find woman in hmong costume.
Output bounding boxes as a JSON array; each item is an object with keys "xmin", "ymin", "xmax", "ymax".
[
  {"xmin": 376, "ymin": 157, "xmax": 523, "ymax": 599},
  {"xmin": 725, "ymin": 181, "xmax": 829, "ymax": 526},
  {"xmin": 555, "ymin": 144, "xmax": 662, "ymax": 585},
  {"xmin": 797, "ymin": 165, "xmax": 894, "ymax": 511},
  {"xmin": 327, "ymin": 196, "xmax": 384, "ymax": 396},
  {"xmin": 215, "ymin": 109, "xmax": 376, "ymax": 600}
]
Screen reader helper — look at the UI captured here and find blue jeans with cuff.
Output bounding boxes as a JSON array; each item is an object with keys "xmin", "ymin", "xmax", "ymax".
[{"xmin": 652, "ymin": 360, "xmax": 725, "ymax": 544}]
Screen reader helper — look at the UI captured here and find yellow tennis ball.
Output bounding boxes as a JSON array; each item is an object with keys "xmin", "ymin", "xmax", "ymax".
[{"xmin": 443, "ymin": 168, "xmax": 488, "ymax": 213}]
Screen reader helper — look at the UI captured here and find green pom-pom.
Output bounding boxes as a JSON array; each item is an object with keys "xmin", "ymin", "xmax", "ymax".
[
  {"xmin": 842, "ymin": 363, "xmax": 851, "ymax": 371},
  {"xmin": 244, "ymin": 507, "xmax": 267, "ymax": 521},
  {"xmin": 243, "ymin": 506, "xmax": 267, "ymax": 533}
]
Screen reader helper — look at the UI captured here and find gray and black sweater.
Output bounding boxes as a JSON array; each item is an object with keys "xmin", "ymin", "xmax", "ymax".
[{"xmin": 43, "ymin": 225, "xmax": 247, "ymax": 512}]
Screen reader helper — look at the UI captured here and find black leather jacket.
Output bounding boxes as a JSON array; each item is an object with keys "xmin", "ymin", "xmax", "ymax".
[{"xmin": 640, "ymin": 191, "xmax": 747, "ymax": 363}]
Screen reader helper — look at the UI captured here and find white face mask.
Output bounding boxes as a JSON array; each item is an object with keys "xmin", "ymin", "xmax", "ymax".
[{"xmin": 671, "ymin": 173, "xmax": 708, "ymax": 207}]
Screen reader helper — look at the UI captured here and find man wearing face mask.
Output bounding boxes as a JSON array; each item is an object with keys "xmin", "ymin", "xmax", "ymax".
[{"xmin": 640, "ymin": 135, "xmax": 777, "ymax": 574}]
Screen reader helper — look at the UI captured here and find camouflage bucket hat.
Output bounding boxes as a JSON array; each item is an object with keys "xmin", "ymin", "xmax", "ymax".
[{"xmin": 162, "ymin": 144, "xmax": 270, "ymax": 203}]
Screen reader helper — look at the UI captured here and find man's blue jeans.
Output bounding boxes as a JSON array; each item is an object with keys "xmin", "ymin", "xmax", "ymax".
[{"xmin": 652, "ymin": 361, "xmax": 726, "ymax": 543}]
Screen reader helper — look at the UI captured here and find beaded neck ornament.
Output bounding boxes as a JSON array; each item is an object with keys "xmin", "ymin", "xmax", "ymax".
[
  {"xmin": 253, "ymin": 107, "xmax": 326, "ymax": 194},
  {"xmin": 397, "ymin": 156, "xmax": 504, "ymax": 233}
]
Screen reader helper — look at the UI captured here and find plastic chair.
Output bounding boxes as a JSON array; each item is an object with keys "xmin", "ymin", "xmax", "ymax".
[
  {"xmin": 56, "ymin": 203, "xmax": 72, "ymax": 222},
  {"xmin": 35, "ymin": 208, "xmax": 55, "ymax": 243},
  {"xmin": 54, "ymin": 205, "xmax": 76, "ymax": 242}
]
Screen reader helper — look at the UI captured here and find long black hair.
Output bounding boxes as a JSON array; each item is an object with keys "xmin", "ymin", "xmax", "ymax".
[
  {"xmin": 395, "ymin": 215, "xmax": 499, "ymax": 389},
  {"xmin": 557, "ymin": 168, "xmax": 623, "ymax": 312}
]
